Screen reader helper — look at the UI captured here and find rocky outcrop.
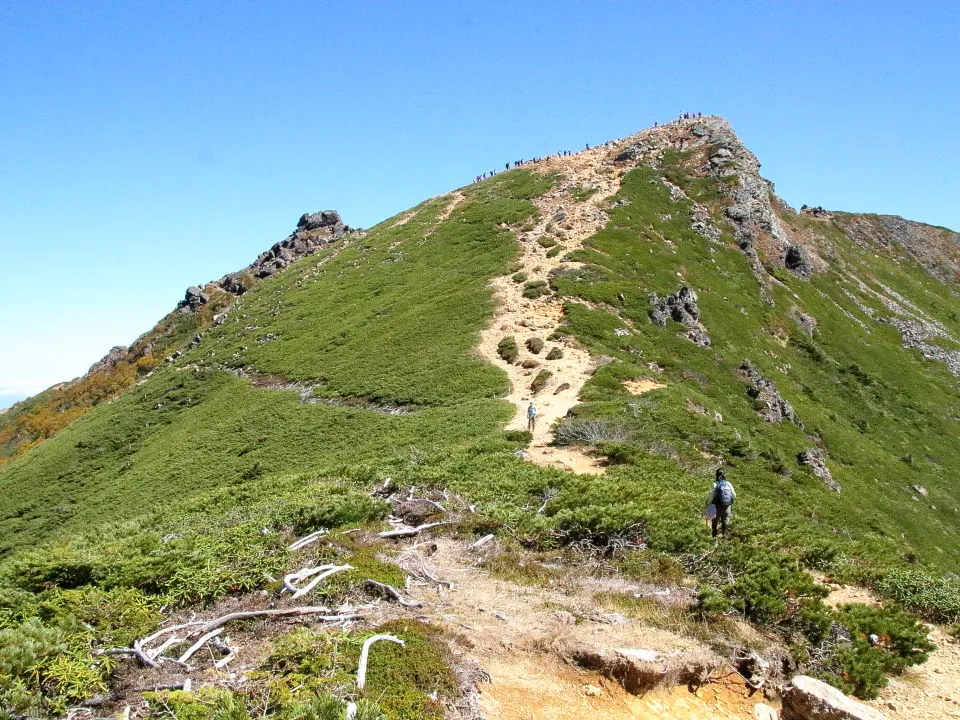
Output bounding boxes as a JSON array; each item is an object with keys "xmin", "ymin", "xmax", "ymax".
[
  {"xmin": 834, "ymin": 213, "xmax": 960, "ymax": 284},
  {"xmin": 781, "ymin": 675, "xmax": 890, "ymax": 720},
  {"xmin": 87, "ymin": 345, "xmax": 128, "ymax": 374},
  {"xmin": 649, "ymin": 286, "xmax": 711, "ymax": 346},
  {"xmin": 175, "ymin": 209, "xmax": 355, "ymax": 316},
  {"xmin": 785, "ymin": 245, "xmax": 815, "ymax": 279},
  {"xmin": 789, "ymin": 306, "xmax": 818, "ymax": 337},
  {"xmin": 885, "ymin": 317, "xmax": 960, "ymax": 377},
  {"xmin": 247, "ymin": 210, "xmax": 349, "ymax": 280},
  {"xmin": 741, "ymin": 360, "xmax": 799, "ymax": 425},
  {"xmin": 799, "ymin": 449, "xmax": 840, "ymax": 492},
  {"xmin": 177, "ymin": 285, "xmax": 210, "ymax": 312}
]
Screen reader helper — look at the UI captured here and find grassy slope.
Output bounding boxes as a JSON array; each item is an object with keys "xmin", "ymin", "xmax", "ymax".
[
  {"xmin": 0, "ymin": 170, "xmax": 553, "ymax": 554},
  {"xmin": 549, "ymin": 163, "xmax": 960, "ymax": 574},
  {"xmin": 0, "ymin": 152, "xmax": 958, "ymax": 713}
]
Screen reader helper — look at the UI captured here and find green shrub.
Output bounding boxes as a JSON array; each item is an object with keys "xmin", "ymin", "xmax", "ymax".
[
  {"xmin": 537, "ymin": 237, "xmax": 557, "ymax": 249},
  {"xmin": 504, "ymin": 430, "xmax": 532, "ymax": 444},
  {"xmin": 512, "ymin": 272, "xmax": 528, "ymax": 283},
  {"xmin": 530, "ymin": 370, "xmax": 552, "ymax": 394},
  {"xmin": 803, "ymin": 603, "xmax": 934, "ymax": 699},
  {"xmin": 522, "ymin": 280, "xmax": 549, "ymax": 299},
  {"xmin": 554, "ymin": 419, "xmax": 627, "ymax": 445},
  {"xmin": 525, "ymin": 337, "xmax": 545, "ymax": 354},
  {"xmin": 546, "ymin": 347, "xmax": 563, "ymax": 360},
  {"xmin": 497, "ymin": 337, "xmax": 519, "ymax": 364},
  {"xmin": 875, "ymin": 569, "xmax": 960, "ymax": 623},
  {"xmin": 546, "ymin": 246, "xmax": 562, "ymax": 258},
  {"xmin": 272, "ymin": 487, "xmax": 390, "ymax": 533}
]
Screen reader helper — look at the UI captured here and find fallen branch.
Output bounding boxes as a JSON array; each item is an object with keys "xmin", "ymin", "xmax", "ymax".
[
  {"xmin": 214, "ymin": 651, "xmax": 237, "ymax": 669},
  {"xmin": 147, "ymin": 634, "xmax": 188, "ymax": 660},
  {"xmin": 378, "ymin": 521, "xmax": 448, "ymax": 539},
  {"xmin": 364, "ymin": 579, "xmax": 422, "ymax": 607},
  {"xmin": 289, "ymin": 529, "xmax": 328, "ymax": 551},
  {"xmin": 292, "ymin": 564, "xmax": 353, "ymax": 599},
  {"xmin": 133, "ymin": 640, "xmax": 159, "ymax": 668},
  {"xmin": 139, "ymin": 620, "xmax": 204, "ymax": 648},
  {"xmin": 356, "ymin": 634, "xmax": 405, "ymax": 690},
  {"xmin": 408, "ymin": 564, "xmax": 453, "ymax": 589},
  {"xmin": 177, "ymin": 627, "xmax": 223, "ymax": 664},
  {"xmin": 283, "ymin": 564, "xmax": 339, "ymax": 594},
  {"xmin": 403, "ymin": 540, "xmax": 438, "ymax": 554},
  {"xmin": 470, "ymin": 534, "xmax": 494, "ymax": 549},
  {"xmin": 158, "ymin": 656, "xmax": 192, "ymax": 670},
  {"xmin": 98, "ymin": 646, "xmax": 158, "ymax": 669},
  {"xmin": 194, "ymin": 606, "xmax": 358, "ymax": 635}
]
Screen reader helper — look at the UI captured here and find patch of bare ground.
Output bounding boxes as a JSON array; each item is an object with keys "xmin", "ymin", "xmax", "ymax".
[
  {"xmin": 817, "ymin": 577, "xmax": 960, "ymax": 720},
  {"xmin": 396, "ymin": 537, "xmax": 768, "ymax": 720},
  {"xmin": 474, "ymin": 140, "xmax": 669, "ymax": 474},
  {"xmin": 623, "ymin": 378, "xmax": 667, "ymax": 395}
]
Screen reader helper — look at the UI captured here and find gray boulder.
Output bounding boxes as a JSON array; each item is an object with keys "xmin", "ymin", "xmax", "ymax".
[
  {"xmin": 785, "ymin": 245, "xmax": 815, "ymax": 279},
  {"xmin": 648, "ymin": 287, "xmax": 711, "ymax": 346},
  {"xmin": 177, "ymin": 285, "xmax": 210, "ymax": 312},
  {"xmin": 781, "ymin": 675, "xmax": 890, "ymax": 720},
  {"xmin": 297, "ymin": 210, "xmax": 342, "ymax": 230},
  {"xmin": 741, "ymin": 360, "xmax": 799, "ymax": 425},
  {"xmin": 799, "ymin": 449, "xmax": 840, "ymax": 492},
  {"xmin": 87, "ymin": 345, "xmax": 128, "ymax": 374}
]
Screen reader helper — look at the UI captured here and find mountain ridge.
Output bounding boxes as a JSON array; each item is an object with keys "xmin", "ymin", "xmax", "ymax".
[{"xmin": 1, "ymin": 116, "xmax": 959, "ymax": 720}]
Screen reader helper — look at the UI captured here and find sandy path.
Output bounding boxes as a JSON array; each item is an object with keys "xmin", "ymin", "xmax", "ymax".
[
  {"xmin": 399, "ymin": 538, "xmax": 764, "ymax": 720},
  {"xmin": 473, "ymin": 146, "xmax": 627, "ymax": 473}
]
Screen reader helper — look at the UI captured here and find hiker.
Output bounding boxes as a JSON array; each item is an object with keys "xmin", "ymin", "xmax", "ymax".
[
  {"xmin": 707, "ymin": 468, "xmax": 736, "ymax": 537},
  {"xmin": 527, "ymin": 402, "xmax": 538, "ymax": 431}
]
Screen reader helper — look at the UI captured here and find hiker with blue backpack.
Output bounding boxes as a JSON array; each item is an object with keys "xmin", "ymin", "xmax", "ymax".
[{"xmin": 707, "ymin": 468, "xmax": 736, "ymax": 537}]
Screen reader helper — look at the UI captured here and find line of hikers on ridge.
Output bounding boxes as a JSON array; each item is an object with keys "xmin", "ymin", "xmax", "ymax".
[
  {"xmin": 470, "ymin": 111, "xmax": 706, "ymax": 185},
  {"xmin": 527, "ymin": 401, "xmax": 735, "ymax": 537}
]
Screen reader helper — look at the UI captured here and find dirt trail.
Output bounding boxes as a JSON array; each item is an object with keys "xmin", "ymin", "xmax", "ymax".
[
  {"xmin": 399, "ymin": 538, "xmax": 764, "ymax": 720},
  {"xmin": 473, "ymin": 146, "xmax": 627, "ymax": 473},
  {"xmin": 819, "ymin": 579, "xmax": 960, "ymax": 720}
]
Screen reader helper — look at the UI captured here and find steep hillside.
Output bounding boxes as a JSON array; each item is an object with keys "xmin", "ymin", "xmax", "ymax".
[{"xmin": 2, "ymin": 118, "xmax": 959, "ymax": 720}]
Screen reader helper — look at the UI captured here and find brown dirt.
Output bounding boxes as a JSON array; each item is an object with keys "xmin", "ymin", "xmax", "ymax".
[
  {"xmin": 397, "ymin": 538, "xmax": 765, "ymax": 720},
  {"xmin": 623, "ymin": 379, "xmax": 667, "ymax": 395},
  {"xmin": 473, "ymin": 141, "xmax": 655, "ymax": 473},
  {"xmin": 818, "ymin": 578, "xmax": 960, "ymax": 720}
]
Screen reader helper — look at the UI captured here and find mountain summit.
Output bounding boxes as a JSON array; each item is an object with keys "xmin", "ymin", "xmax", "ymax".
[{"xmin": 1, "ymin": 117, "xmax": 958, "ymax": 719}]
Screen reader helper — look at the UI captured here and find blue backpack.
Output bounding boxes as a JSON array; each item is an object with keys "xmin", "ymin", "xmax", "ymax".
[{"xmin": 713, "ymin": 480, "xmax": 734, "ymax": 507}]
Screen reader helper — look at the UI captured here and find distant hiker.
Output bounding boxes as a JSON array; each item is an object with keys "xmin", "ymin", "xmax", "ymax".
[
  {"xmin": 506, "ymin": 162, "xmax": 510, "ymax": 170},
  {"xmin": 707, "ymin": 468, "xmax": 736, "ymax": 537},
  {"xmin": 527, "ymin": 402, "xmax": 538, "ymax": 431}
]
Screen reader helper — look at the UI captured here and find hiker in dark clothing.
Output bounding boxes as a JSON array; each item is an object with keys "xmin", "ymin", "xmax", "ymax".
[{"xmin": 707, "ymin": 468, "xmax": 736, "ymax": 537}]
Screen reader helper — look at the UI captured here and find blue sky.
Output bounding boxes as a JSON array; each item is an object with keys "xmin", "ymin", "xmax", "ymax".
[{"xmin": 1, "ymin": 1, "xmax": 958, "ymax": 409}]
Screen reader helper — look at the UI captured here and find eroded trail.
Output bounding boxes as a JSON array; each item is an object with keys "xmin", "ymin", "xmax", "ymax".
[
  {"xmin": 399, "ymin": 538, "xmax": 765, "ymax": 720},
  {"xmin": 474, "ymin": 147, "xmax": 626, "ymax": 473}
]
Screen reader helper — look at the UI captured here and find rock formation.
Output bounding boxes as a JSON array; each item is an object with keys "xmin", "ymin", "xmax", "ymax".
[
  {"xmin": 741, "ymin": 360, "xmax": 799, "ymax": 425},
  {"xmin": 799, "ymin": 449, "xmax": 840, "ymax": 492},
  {"xmin": 648, "ymin": 286, "xmax": 711, "ymax": 346},
  {"xmin": 781, "ymin": 675, "xmax": 890, "ymax": 720}
]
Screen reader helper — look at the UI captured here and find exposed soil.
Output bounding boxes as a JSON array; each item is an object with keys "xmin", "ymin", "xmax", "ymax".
[
  {"xmin": 473, "ymin": 142, "xmax": 642, "ymax": 473},
  {"xmin": 395, "ymin": 537, "xmax": 767, "ymax": 720}
]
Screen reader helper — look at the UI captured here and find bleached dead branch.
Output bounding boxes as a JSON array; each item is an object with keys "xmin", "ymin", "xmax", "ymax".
[
  {"xmin": 291, "ymin": 564, "xmax": 353, "ymax": 599},
  {"xmin": 289, "ymin": 529, "xmax": 328, "ymax": 551},
  {"xmin": 364, "ymin": 579, "xmax": 422, "ymax": 607},
  {"xmin": 378, "ymin": 521, "xmax": 448, "ymax": 539},
  {"xmin": 356, "ymin": 634, "xmax": 405, "ymax": 690}
]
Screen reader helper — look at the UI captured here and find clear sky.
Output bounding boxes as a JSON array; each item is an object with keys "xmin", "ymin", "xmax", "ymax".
[{"xmin": 1, "ymin": 1, "xmax": 958, "ymax": 409}]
